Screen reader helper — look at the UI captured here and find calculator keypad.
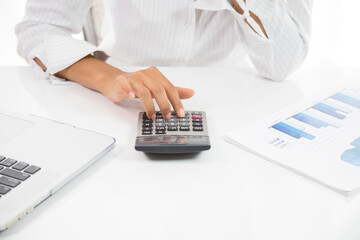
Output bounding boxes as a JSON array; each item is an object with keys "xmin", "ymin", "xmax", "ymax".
[
  {"xmin": 136, "ymin": 111, "xmax": 210, "ymax": 153},
  {"xmin": 140, "ymin": 111, "xmax": 206, "ymax": 136}
]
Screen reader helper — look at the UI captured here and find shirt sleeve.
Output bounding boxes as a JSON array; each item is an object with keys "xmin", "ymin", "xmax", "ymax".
[
  {"xmin": 15, "ymin": 0, "xmax": 98, "ymax": 80},
  {"xmin": 229, "ymin": 0, "xmax": 313, "ymax": 81}
]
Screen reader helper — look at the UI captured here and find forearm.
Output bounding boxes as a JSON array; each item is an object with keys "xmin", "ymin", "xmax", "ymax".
[
  {"xmin": 34, "ymin": 56, "xmax": 194, "ymax": 119},
  {"xmin": 231, "ymin": 0, "xmax": 312, "ymax": 80},
  {"xmin": 52, "ymin": 56, "xmax": 120, "ymax": 95},
  {"xmin": 242, "ymin": 16, "xmax": 306, "ymax": 81},
  {"xmin": 35, "ymin": 55, "xmax": 118, "ymax": 95}
]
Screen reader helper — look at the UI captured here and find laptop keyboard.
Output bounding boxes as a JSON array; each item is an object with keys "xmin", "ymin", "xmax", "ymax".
[{"xmin": 0, "ymin": 155, "xmax": 41, "ymax": 198}]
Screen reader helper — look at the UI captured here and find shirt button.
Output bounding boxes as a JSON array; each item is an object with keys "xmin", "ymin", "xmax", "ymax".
[{"xmin": 185, "ymin": 22, "xmax": 192, "ymax": 29}]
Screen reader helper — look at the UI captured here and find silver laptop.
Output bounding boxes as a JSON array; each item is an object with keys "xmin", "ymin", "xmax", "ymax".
[{"xmin": 0, "ymin": 111, "xmax": 116, "ymax": 231}]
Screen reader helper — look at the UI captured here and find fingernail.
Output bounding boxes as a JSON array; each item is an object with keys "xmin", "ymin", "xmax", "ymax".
[
  {"xmin": 128, "ymin": 92, "xmax": 135, "ymax": 99},
  {"xmin": 165, "ymin": 112, "xmax": 171, "ymax": 119},
  {"xmin": 179, "ymin": 108, "xmax": 185, "ymax": 117},
  {"xmin": 150, "ymin": 114, "xmax": 156, "ymax": 120}
]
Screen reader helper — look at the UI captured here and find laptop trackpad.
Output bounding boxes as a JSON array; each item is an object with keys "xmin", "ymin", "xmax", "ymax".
[{"xmin": 0, "ymin": 113, "xmax": 35, "ymax": 146}]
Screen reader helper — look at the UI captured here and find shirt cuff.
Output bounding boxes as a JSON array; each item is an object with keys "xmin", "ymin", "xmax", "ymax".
[
  {"xmin": 27, "ymin": 43, "xmax": 66, "ymax": 84},
  {"xmin": 44, "ymin": 35, "xmax": 99, "ymax": 74},
  {"xmin": 27, "ymin": 35, "xmax": 99, "ymax": 84}
]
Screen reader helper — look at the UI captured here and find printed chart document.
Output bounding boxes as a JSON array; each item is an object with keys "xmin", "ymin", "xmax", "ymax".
[{"xmin": 227, "ymin": 87, "xmax": 360, "ymax": 196}]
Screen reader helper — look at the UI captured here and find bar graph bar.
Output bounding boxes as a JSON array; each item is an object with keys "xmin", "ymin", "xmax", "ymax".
[
  {"xmin": 272, "ymin": 122, "xmax": 315, "ymax": 140},
  {"xmin": 324, "ymin": 100, "xmax": 352, "ymax": 114},
  {"xmin": 292, "ymin": 112, "xmax": 329, "ymax": 128},
  {"xmin": 304, "ymin": 110, "xmax": 342, "ymax": 128},
  {"xmin": 331, "ymin": 92, "xmax": 360, "ymax": 109},
  {"xmin": 342, "ymin": 90, "xmax": 360, "ymax": 101},
  {"xmin": 311, "ymin": 102, "xmax": 346, "ymax": 120},
  {"xmin": 283, "ymin": 119, "xmax": 306, "ymax": 130}
]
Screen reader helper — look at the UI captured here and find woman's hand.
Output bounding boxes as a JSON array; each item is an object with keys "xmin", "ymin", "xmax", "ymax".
[
  {"xmin": 36, "ymin": 55, "xmax": 194, "ymax": 119},
  {"xmin": 102, "ymin": 66, "xmax": 194, "ymax": 120}
]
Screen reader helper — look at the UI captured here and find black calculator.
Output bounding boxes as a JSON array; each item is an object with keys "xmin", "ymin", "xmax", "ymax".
[{"xmin": 135, "ymin": 111, "xmax": 211, "ymax": 154}]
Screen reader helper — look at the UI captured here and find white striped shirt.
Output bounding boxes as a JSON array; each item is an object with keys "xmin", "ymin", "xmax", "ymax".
[{"xmin": 16, "ymin": 0, "xmax": 313, "ymax": 81}]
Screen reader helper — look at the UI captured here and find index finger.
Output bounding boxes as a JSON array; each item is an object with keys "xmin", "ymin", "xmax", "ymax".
[{"xmin": 147, "ymin": 67, "xmax": 186, "ymax": 117}]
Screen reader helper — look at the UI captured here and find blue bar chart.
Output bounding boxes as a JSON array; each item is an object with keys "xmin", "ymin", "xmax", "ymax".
[
  {"xmin": 227, "ymin": 86, "xmax": 360, "ymax": 194},
  {"xmin": 271, "ymin": 90, "xmax": 360, "ymax": 140}
]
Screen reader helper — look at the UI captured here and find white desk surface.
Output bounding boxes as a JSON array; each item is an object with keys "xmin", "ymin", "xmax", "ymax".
[{"xmin": 1, "ymin": 66, "xmax": 360, "ymax": 240}]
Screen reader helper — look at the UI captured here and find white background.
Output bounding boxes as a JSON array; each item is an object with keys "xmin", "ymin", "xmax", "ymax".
[
  {"xmin": 1, "ymin": 2, "xmax": 360, "ymax": 240},
  {"xmin": 1, "ymin": 1, "xmax": 360, "ymax": 69}
]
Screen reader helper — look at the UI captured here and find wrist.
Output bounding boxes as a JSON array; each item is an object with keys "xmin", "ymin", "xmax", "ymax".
[
  {"xmin": 54, "ymin": 55, "xmax": 128, "ymax": 101},
  {"xmin": 96, "ymin": 67, "xmax": 125, "ymax": 98}
]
